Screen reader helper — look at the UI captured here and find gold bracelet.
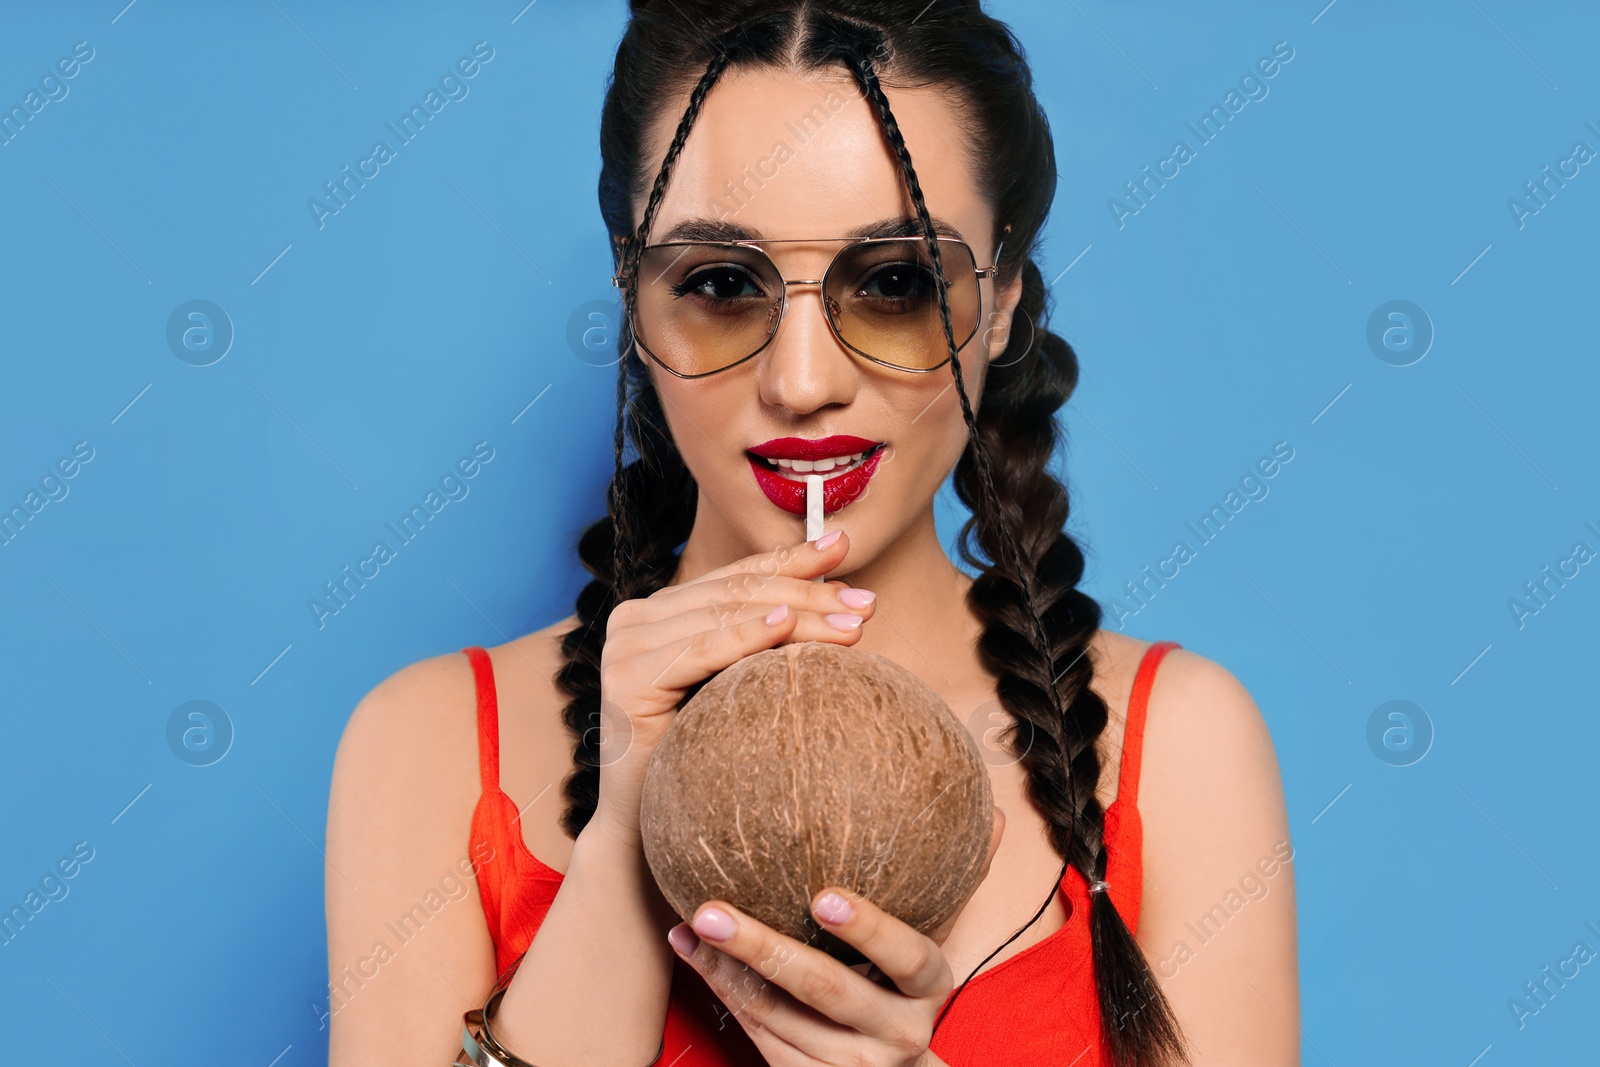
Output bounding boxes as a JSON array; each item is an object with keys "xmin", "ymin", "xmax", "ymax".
[{"xmin": 459, "ymin": 969, "xmax": 667, "ymax": 1067}]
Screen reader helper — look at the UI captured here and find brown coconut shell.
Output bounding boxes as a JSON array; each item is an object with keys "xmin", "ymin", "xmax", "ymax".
[{"xmin": 640, "ymin": 642, "xmax": 993, "ymax": 965}]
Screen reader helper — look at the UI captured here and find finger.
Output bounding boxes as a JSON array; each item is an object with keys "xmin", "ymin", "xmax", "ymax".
[
  {"xmin": 676, "ymin": 936, "xmax": 843, "ymax": 1063},
  {"xmin": 809, "ymin": 887, "xmax": 953, "ymax": 1002},
  {"xmin": 637, "ymin": 575, "xmax": 875, "ymax": 640},
  {"xmin": 620, "ymin": 606, "xmax": 797, "ymax": 698},
  {"xmin": 658, "ymin": 529, "xmax": 850, "ymax": 597},
  {"xmin": 619, "ymin": 592, "xmax": 874, "ymax": 694},
  {"xmin": 680, "ymin": 901, "xmax": 925, "ymax": 1047}
]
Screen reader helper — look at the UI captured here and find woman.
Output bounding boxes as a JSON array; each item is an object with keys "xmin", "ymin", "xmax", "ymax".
[{"xmin": 326, "ymin": 2, "xmax": 1299, "ymax": 1064}]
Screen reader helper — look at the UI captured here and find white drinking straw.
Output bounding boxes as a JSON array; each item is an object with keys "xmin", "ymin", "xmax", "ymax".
[
  {"xmin": 807, "ymin": 474, "xmax": 824, "ymax": 581},
  {"xmin": 806, "ymin": 474, "xmax": 825, "ymax": 541}
]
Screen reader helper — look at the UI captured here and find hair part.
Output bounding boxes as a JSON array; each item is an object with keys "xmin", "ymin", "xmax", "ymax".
[{"xmin": 558, "ymin": 3, "xmax": 1189, "ymax": 1063}]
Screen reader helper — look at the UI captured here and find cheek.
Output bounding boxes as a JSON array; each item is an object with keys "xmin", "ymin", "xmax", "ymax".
[
  {"xmin": 652, "ymin": 378, "xmax": 748, "ymax": 487},
  {"xmin": 935, "ymin": 404, "xmax": 974, "ymax": 471},
  {"xmin": 930, "ymin": 350, "xmax": 988, "ymax": 442},
  {"xmin": 891, "ymin": 389, "xmax": 971, "ymax": 487},
  {"xmin": 651, "ymin": 378, "xmax": 702, "ymax": 452},
  {"xmin": 935, "ymin": 362, "xmax": 985, "ymax": 467}
]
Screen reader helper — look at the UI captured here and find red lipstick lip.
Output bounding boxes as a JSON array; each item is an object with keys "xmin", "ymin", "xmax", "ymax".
[
  {"xmin": 747, "ymin": 435, "xmax": 881, "ymax": 461},
  {"xmin": 747, "ymin": 447, "xmax": 886, "ymax": 516}
]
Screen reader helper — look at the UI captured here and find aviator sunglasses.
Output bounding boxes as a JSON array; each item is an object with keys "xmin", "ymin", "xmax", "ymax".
[{"xmin": 612, "ymin": 229, "xmax": 1008, "ymax": 379}]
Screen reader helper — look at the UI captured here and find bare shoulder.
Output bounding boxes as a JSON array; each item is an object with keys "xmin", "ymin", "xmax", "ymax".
[
  {"xmin": 1138, "ymin": 644, "xmax": 1286, "ymax": 813},
  {"xmin": 330, "ymin": 647, "xmax": 482, "ymax": 839},
  {"xmin": 327, "ymin": 646, "xmax": 492, "ymax": 892},
  {"xmin": 481, "ymin": 612, "xmax": 586, "ymax": 873},
  {"xmin": 325, "ymin": 646, "xmax": 493, "ymax": 1058},
  {"xmin": 328, "ymin": 613, "xmax": 582, "ymax": 868},
  {"xmin": 1132, "ymin": 643, "xmax": 1300, "ymax": 1057}
]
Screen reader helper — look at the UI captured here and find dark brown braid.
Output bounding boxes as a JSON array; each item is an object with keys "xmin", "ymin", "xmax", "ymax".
[
  {"xmin": 558, "ymin": 18, "xmax": 767, "ymax": 835},
  {"xmin": 556, "ymin": 3, "xmax": 1189, "ymax": 1063}
]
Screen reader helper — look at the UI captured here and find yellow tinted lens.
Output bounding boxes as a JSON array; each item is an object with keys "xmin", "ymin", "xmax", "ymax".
[
  {"xmin": 827, "ymin": 239, "xmax": 979, "ymax": 369},
  {"xmin": 633, "ymin": 243, "xmax": 781, "ymax": 375}
]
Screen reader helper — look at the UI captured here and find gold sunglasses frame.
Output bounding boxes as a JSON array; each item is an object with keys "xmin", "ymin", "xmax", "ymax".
[{"xmin": 611, "ymin": 233, "xmax": 1007, "ymax": 379}]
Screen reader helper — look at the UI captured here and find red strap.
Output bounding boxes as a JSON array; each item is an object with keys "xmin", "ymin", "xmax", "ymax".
[
  {"xmin": 461, "ymin": 646, "xmax": 500, "ymax": 795},
  {"xmin": 1116, "ymin": 640, "xmax": 1181, "ymax": 810}
]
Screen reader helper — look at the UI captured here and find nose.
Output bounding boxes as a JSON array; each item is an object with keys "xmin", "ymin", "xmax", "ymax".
[{"xmin": 756, "ymin": 281, "xmax": 859, "ymax": 415}]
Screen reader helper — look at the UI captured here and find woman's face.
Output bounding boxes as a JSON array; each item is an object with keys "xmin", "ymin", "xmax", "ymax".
[{"xmin": 633, "ymin": 65, "xmax": 1024, "ymax": 572}]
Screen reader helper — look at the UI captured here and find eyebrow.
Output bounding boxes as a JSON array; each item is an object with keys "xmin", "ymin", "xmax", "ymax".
[{"xmin": 654, "ymin": 216, "xmax": 966, "ymax": 243}]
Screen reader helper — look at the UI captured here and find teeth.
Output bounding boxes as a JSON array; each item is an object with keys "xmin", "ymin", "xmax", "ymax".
[{"xmin": 764, "ymin": 451, "xmax": 869, "ymax": 475}]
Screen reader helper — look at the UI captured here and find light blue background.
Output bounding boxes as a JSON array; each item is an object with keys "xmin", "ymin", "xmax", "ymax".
[{"xmin": 2, "ymin": 1, "xmax": 1596, "ymax": 1063}]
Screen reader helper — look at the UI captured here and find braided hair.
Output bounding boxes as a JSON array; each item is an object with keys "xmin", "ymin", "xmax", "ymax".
[{"xmin": 555, "ymin": 3, "xmax": 1188, "ymax": 1063}]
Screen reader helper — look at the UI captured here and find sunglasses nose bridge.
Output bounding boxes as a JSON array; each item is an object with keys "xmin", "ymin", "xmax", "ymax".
[
  {"xmin": 768, "ymin": 276, "xmax": 837, "ymax": 346},
  {"xmin": 773, "ymin": 274, "xmax": 827, "ymax": 316}
]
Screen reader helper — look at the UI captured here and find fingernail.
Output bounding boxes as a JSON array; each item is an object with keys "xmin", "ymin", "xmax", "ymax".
[
  {"xmin": 765, "ymin": 604, "xmax": 789, "ymax": 625},
  {"xmin": 668, "ymin": 923, "xmax": 700, "ymax": 957},
  {"xmin": 825, "ymin": 613, "xmax": 863, "ymax": 631},
  {"xmin": 814, "ymin": 892, "xmax": 853, "ymax": 925},
  {"xmin": 837, "ymin": 587, "xmax": 875, "ymax": 609},
  {"xmin": 692, "ymin": 906, "xmax": 737, "ymax": 942},
  {"xmin": 814, "ymin": 530, "xmax": 842, "ymax": 551}
]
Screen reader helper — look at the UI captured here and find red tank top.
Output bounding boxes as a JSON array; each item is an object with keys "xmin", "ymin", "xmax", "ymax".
[{"xmin": 463, "ymin": 639, "xmax": 1180, "ymax": 1066}]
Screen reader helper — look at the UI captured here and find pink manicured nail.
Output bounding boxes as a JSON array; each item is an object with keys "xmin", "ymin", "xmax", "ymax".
[
  {"xmin": 692, "ymin": 906, "xmax": 737, "ymax": 942},
  {"xmin": 814, "ymin": 892, "xmax": 853, "ymax": 925},
  {"xmin": 825, "ymin": 613, "xmax": 863, "ymax": 631},
  {"xmin": 837, "ymin": 588, "xmax": 875, "ymax": 609},
  {"xmin": 814, "ymin": 530, "xmax": 842, "ymax": 550},
  {"xmin": 668, "ymin": 923, "xmax": 700, "ymax": 957},
  {"xmin": 765, "ymin": 604, "xmax": 789, "ymax": 625}
]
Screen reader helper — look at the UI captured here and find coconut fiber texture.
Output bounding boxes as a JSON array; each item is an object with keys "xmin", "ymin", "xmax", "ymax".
[{"xmin": 640, "ymin": 642, "xmax": 994, "ymax": 965}]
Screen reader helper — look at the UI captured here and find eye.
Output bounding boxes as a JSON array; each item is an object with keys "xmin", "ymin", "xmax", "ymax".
[
  {"xmin": 855, "ymin": 261, "xmax": 938, "ymax": 308},
  {"xmin": 670, "ymin": 265, "xmax": 767, "ymax": 305}
]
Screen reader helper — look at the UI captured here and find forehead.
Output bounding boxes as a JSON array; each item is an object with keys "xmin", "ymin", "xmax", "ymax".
[{"xmin": 637, "ymin": 64, "xmax": 988, "ymax": 246}]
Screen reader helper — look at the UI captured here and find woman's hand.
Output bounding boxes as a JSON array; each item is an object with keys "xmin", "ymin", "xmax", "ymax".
[
  {"xmin": 592, "ymin": 530, "xmax": 874, "ymax": 842},
  {"xmin": 667, "ymin": 807, "xmax": 1005, "ymax": 1066}
]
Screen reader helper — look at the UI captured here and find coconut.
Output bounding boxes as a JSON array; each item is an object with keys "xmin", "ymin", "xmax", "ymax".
[{"xmin": 640, "ymin": 642, "xmax": 993, "ymax": 965}]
